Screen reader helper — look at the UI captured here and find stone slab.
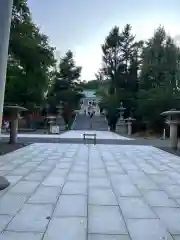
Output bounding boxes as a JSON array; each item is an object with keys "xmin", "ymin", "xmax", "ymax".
[
  {"xmin": 43, "ymin": 217, "xmax": 87, "ymax": 240},
  {"xmin": 42, "ymin": 176, "xmax": 65, "ymax": 187},
  {"xmin": 88, "ymin": 205, "xmax": 127, "ymax": 234},
  {"xmin": 28, "ymin": 186, "xmax": 61, "ymax": 204},
  {"xmin": 0, "ymin": 232, "xmax": 43, "ymax": 240},
  {"xmin": 127, "ymin": 219, "xmax": 173, "ymax": 240},
  {"xmin": 0, "ymin": 215, "xmax": 12, "ymax": 232},
  {"xmin": 88, "ymin": 235, "xmax": 130, "ymax": 240},
  {"xmin": 118, "ymin": 197, "xmax": 156, "ymax": 219},
  {"xmin": 154, "ymin": 207, "xmax": 180, "ymax": 234},
  {"xmin": 54, "ymin": 195, "xmax": 87, "ymax": 217},
  {"xmin": 89, "ymin": 188, "xmax": 117, "ymax": 205},
  {"xmin": 89, "ymin": 178, "xmax": 111, "ymax": 188},
  {"xmin": 7, "ymin": 204, "xmax": 53, "ymax": 232},
  {"xmin": 62, "ymin": 182, "xmax": 87, "ymax": 195},
  {"xmin": 8, "ymin": 181, "xmax": 39, "ymax": 196},
  {"xmin": 143, "ymin": 190, "xmax": 178, "ymax": 207},
  {"xmin": 0, "ymin": 194, "xmax": 27, "ymax": 215}
]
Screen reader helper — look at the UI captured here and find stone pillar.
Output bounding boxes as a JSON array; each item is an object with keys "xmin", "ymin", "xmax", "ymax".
[
  {"xmin": 49, "ymin": 121, "xmax": 53, "ymax": 133},
  {"xmin": 9, "ymin": 118, "xmax": 18, "ymax": 144},
  {"xmin": 125, "ymin": 117, "xmax": 135, "ymax": 136},
  {"xmin": 0, "ymin": 176, "xmax": 9, "ymax": 190},
  {"xmin": 127, "ymin": 122, "xmax": 132, "ymax": 135},
  {"xmin": 169, "ymin": 122, "xmax": 178, "ymax": 150},
  {"xmin": 0, "ymin": 0, "xmax": 13, "ymax": 133},
  {"xmin": 161, "ymin": 110, "xmax": 180, "ymax": 150}
]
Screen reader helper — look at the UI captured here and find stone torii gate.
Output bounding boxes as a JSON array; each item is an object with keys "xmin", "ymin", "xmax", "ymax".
[{"xmin": 0, "ymin": 0, "xmax": 14, "ymax": 190}]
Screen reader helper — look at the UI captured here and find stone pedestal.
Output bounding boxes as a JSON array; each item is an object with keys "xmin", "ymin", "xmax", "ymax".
[
  {"xmin": 56, "ymin": 116, "xmax": 65, "ymax": 131},
  {"xmin": 0, "ymin": 176, "xmax": 10, "ymax": 190},
  {"xmin": 127, "ymin": 122, "xmax": 132, "ymax": 135},
  {"xmin": 116, "ymin": 121, "xmax": 127, "ymax": 134},
  {"xmin": 49, "ymin": 122, "xmax": 54, "ymax": 133},
  {"xmin": 167, "ymin": 120, "xmax": 179, "ymax": 150},
  {"xmin": 50, "ymin": 125, "xmax": 60, "ymax": 134},
  {"xmin": 56, "ymin": 105, "xmax": 65, "ymax": 131},
  {"xmin": 49, "ymin": 121, "xmax": 55, "ymax": 133},
  {"xmin": 125, "ymin": 117, "xmax": 136, "ymax": 136},
  {"xmin": 161, "ymin": 110, "xmax": 180, "ymax": 150},
  {"xmin": 9, "ymin": 118, "xmax": 18, "ymax": 143},
  {"xmin": 46, "ymin": 116, "xmax": 56, "ymax": 133}
]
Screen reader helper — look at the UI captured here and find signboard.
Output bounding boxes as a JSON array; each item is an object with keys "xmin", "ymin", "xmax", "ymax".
[{"xmin": 51, "ymin": 125, "xmax": 60, "ymax": 134}]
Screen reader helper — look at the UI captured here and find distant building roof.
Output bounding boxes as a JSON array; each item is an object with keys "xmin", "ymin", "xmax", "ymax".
[{"xmin": 83, "ymin": 90, "xmax": 96, "ymax": 98}]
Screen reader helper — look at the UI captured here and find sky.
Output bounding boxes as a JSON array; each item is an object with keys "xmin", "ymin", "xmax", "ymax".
[{"xmin": 28, "ymin": 0, "xmax": 180, "ymax": 81}]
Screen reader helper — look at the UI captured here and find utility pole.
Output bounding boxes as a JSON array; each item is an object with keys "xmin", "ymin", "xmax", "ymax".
[
  {"xmin": 0, "ymin": 0, "xmax": 13, "ymax": 190},
  {"xmin": 0, "ymin": 0, "xmax": 13, "ymax": 132}
]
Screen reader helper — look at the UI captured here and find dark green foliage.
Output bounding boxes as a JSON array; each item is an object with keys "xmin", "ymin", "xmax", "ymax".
[
  {"xmin": 5, "ymin": 0, "xmax": 55, "ymax": 108},
  {"xmin": 47, "ymin": 51, "xmax": 83, "ymax": 124},
  {"xmin": 97, "ymin": 24, "xmax": 180, "ymax": 132}
]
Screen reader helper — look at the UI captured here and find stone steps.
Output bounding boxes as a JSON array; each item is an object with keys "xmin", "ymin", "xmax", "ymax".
[{"xmin": 72, "ymin": 115, "xmax": 108, "ymax": 131}]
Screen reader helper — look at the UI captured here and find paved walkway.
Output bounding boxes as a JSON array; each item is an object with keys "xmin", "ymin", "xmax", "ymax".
[
  {"xmin": 1, "ymin": 130, "xmax": 132, "ymax": 144},
  {"xmin": 59, "ymin": 130, "xmax": 131, "ymax": 140},
  {"xmin": 0, "ymin": 143, "xmax": 180, "ymax": 239}
]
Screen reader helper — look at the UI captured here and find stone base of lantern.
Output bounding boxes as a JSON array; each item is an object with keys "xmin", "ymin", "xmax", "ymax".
[
  {"xmin": 161, "ymin": 110, "xmax": 180, "ymax": 150},
  {"xmin": 169, "ymin": 122, "xmax": 178, "ymax": 150},
  {"xmin": 50, "ymin": 125, "xmax": 59, "ymax": 134},
  {"xmin": 0, "ymin": 176, "xmax": 10, "ymax": 190},
  {"xmin": 59, "ymin": 124, "xmax": 65, "ymax": 131},
  {"xmin": 56, "ymin": 116, "xmax": 65, "ymax": 131},
  {"xmin": 116, "ymin": 122, "xmax": 127, "ymax": 135}
]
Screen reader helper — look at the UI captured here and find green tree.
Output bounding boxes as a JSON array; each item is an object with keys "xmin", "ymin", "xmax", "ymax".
[
  {"xmin": 98, "ymin": 24, "xmax": 142, "ymax": 125},
  {"xmin": 139, "ymin": 27, "xmax": 167, "ymax": 90},
  {"xmin": 5, "ymin": 0, "xmax": 55, "ymax": 108},
  {"xmin": 101, "ymin": 24, "xmax": 142, "ymax": 95},
  {"xmin": 101, "ymin": 26, "xmax": 122, "ymax": 94},
  {"xmin": 137, "ymin": 26, "xmax": 180, "ymax": 131},
  {"xmin": 48, "ymin": 51, "xmax": 83, "ymax": 125},
  {"xmin": 80, "ymin": 80, "xmax": 100, "ymax": 90}
]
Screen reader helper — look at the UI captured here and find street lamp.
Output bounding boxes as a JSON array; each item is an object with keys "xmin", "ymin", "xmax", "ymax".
[{"xmin": 0, "ymin": 0, "xmax": 13, "ymax": 190}]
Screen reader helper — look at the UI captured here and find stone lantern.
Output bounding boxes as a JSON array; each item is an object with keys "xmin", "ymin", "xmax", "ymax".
[
  {"xmin": 4, "ymin": 105, "xmax": 27, "ymax": 144},
  {"xmin": 125, "ymin": 117, "xmax": 136, "ymax": 135},
  {"xmin": 116, "ymin": 102, "xmax": 126, "ymax": 134},
  {"xmin": 161, "ymin": 109, "xmax": 180, "ymax": 150},
  {"xmin": 56, "ymin": 104, "xmax": 65, "ymax": 131},
  {"xmin": 46, "ymin": 115, "xmax": 56, "ymax": 133}
]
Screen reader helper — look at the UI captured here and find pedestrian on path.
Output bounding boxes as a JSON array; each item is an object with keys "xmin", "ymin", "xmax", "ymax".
[
  {"xmin": 4, "ymin": 120, "xmax": 9, "ymax": 133},
  {"xmin": 106, "ymin": 110, "xmax": 119, "ymax": 132}
]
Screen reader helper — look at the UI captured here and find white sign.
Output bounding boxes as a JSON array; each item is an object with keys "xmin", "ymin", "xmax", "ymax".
[{"xmin": 51, "ymin": 125, "xmax": 60, "ymax": 134}]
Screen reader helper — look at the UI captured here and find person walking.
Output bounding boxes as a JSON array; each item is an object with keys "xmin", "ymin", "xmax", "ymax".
[
  {"xmin": 4, "ymin": 120, "xmax": 9, "ymax": 133},
  {"xmin": 106, "ymin": 109, "xmax": 119, "ymax": 132}
]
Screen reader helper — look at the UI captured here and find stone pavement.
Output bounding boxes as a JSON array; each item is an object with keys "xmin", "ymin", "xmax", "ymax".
[
  {"xmin": 0, "ymin": 143, "xmax": 180, "ymax": 239},
  {"xmin": 59, "ymin": 130, "xmax": 131, "ymax": 140},
  {"xmin": 0, "ymin": 130, "xmax": 132, "ymax": 144}
]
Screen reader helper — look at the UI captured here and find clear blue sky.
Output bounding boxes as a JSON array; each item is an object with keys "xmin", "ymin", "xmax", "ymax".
[{"xmin": 28, "ymin": 0, "xmax": 180, "ymax": 80}]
